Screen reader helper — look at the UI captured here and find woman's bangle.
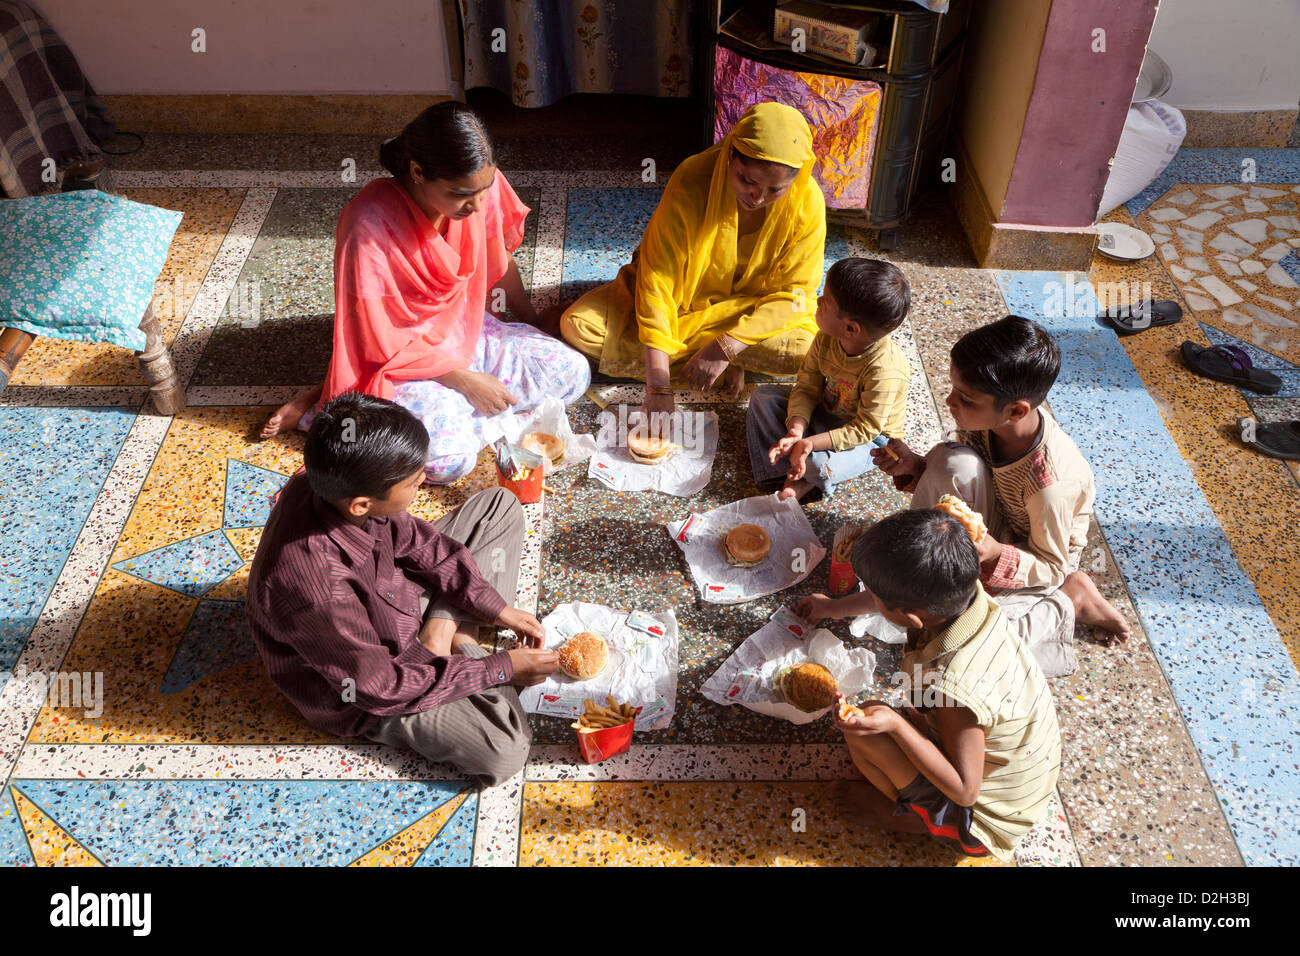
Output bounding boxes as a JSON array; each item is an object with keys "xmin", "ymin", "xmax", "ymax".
[
  {"xmin": 715, "ymin": 335, "xmax": 738, "ymax": 363},
  {"xmin": 646, "ymin": 384, "xmax": 673, "ymax": 396}
]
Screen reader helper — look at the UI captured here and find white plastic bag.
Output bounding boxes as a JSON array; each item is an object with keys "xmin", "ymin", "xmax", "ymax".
[{"xmin": 1096, "ymin": 100, "xmax": 1186, "ymax": 219}]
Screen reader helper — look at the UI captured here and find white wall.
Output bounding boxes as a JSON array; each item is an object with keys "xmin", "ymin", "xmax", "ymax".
[
  {"xmin": 1147, "ymin": 0, "xmax": 1300, "ymax": 110},
  {"xmin": 30, "ymin": 0, "xmax": 454, "ymax": 95}
]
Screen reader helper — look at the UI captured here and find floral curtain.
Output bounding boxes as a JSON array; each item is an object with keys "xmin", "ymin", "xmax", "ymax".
[{"xmin": 457, "ymin": 1, "xmax": 693, "ymax": 108}]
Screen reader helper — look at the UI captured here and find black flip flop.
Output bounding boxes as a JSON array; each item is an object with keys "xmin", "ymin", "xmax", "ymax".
[
  {"xmin": 1180, "ymin": 341, "xmax": 1282, "ymax": 395},
  {"xmin": 1238, "ymin": 417, "xmax": 1300, "ymax": 461},
  {"xmin": 1102, "ymin": 298, "xmax": 1182, "ymax": 335}
]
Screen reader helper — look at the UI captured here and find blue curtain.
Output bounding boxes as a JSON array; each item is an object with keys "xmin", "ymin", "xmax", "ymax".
[{"xmin": 458, "ymin": 1, "xmax": 694, "ymax": 108}]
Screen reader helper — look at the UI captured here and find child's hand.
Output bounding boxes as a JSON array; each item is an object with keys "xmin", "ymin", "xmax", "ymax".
[
  {"xmin": 786, "ymin": 438, "xmax": 813, "ymax": 479},
  {"xmin": 768, "ymin": 434, "xmax": 799, "ymax": 465},
  {"xmin": 796, "ymin": 592, "xmax": 837, "ymax": 623},
  {"xmin": 872, "ymin": 438, "xmax": 924, "ymax": 491},
  {"xmin": 833, "ymin": 699, "xmax": 897, "ymax": 736},
  {"xmin": 974, "ymin": 533, "xmax": 1004, "ymax": 565},
  {"xmin": 496, "ymin": 607, "xmax": 546, "ymax": 647}
]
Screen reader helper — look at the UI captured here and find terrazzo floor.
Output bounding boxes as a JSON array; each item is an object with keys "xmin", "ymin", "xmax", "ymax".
[{"xmin": 1, "ymin": 136, "xmax": 1297, "ymax": 866}]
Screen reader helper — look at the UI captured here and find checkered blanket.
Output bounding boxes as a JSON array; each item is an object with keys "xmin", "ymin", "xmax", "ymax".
[{"xmin": 0, "ymin": 1, "xmax": 115, "ymax": 198}]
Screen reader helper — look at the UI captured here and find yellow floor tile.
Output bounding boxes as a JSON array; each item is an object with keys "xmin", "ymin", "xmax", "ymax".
[{"xmin": 520, "ymin": 781, "xmax": 1009, "ymax": 866}]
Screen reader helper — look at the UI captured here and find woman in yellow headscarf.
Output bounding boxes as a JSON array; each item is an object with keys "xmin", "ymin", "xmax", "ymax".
[{"xmin": 560, "ymin": 102, "xmax": 825, "ymax": 416}]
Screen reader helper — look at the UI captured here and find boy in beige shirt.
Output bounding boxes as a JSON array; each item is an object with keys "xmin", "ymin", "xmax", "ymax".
[
  {"xmin": 747, "ymin": 257, "xmax": 911, "ymax": 502},
  {"xmin": 798, "ymin": 509, "xmax": 1062, "ymax": 861},
  {"xmin": 874, "ymin": 316, "xmax": 1130, "ymax": 677}
]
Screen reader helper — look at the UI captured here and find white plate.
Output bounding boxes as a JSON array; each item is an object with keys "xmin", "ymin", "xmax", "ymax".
[{"xmin": 1097, "ymin": 222, "xmax": 1156, "ymax": 261}]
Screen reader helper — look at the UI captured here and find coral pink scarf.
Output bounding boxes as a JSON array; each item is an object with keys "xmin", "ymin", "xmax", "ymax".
[{"xmin": 321, "ymin": 172, "xmax": 528, "ymax": 403}]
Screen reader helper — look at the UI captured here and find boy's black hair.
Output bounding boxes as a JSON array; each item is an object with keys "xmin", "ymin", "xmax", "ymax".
[
  {"xmin": 949, "ymin": 315, "xmax": 1061, "ymax": 410},
  {"xmin": 303, "ymin": 392, "xmax": 429, "ymax": 502},
  {"xmin": 823, "ymin": 257, "xmax": 910, "ymax": 335},
  {"xmin": 850, "ymin": 510, "xmax": 980, "ymax": 620}
]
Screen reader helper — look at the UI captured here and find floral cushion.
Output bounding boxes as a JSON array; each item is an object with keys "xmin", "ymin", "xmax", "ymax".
[{"xmin": 0, "ymin": 190, "xmax": 183, "ymax": 351}]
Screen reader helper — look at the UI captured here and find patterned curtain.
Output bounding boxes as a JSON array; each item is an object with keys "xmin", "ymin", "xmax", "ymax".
[{"xmin": 457, "ymin": 1, "xmax": 693, "ymax": 108}]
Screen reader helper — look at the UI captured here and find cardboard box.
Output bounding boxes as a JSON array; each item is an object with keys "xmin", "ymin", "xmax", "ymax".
[{"xmin": 774, "ymin": 1, "xmax": 878, "ymax": 66}]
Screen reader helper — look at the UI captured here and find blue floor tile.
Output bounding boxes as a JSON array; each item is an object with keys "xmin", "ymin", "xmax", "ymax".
[
  {"xmin": 414, "ymin": 791, "xmax": 477, "ymax": 867},
  {"xmin": 111, "ymin": 530, "xmax": 244, "ymax": 598},
  {"xmin": 223, "ymin": 459, "xmax": 291, "ymax": 529},
  {"xmin": 160, "ymin": 599, "xmax": 258, "ymax": 694},
  {"xmin": 997, "ymin": 269, "xmax": 1300, "ymax": 865},
  {"xmin": 0, "ymin": 407, "xmax": 134, "ymax": 695},
  {"xmin": 12, "ymin": 779, "xmax": 470, "ymax": 867}
]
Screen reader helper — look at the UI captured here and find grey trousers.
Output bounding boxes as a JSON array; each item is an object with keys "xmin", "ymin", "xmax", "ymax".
[
  {"xmin": 912, "ymin": 443, "xmax": 1079, "ymax": 678},
  {"xmin": 363, "ymin": 487, "xmax": 532, "ymax": 786}
]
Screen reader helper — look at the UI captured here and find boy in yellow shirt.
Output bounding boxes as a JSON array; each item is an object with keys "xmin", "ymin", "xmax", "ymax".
[
  {"xmin": 747, "ymin": 257, "xmax": 910, "ymax": 502},
  {"xmin": 798, "ymin": 509, "xmax": 1062, "ymax": 861}
]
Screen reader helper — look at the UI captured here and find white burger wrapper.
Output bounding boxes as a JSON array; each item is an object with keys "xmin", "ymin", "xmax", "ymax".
[
  {"xmin": 849, "ymin": 605, "xmax": 909, "ymax": 645},
  {"xmin": 700, "ymin": 606, "xmax": 877, "ymax": 725},
  {"xmin": 587, "ymin": 409, "xmax": 718, "ymax": 497},
  {"xmin": 505, "ymin": 395, "xmax": 599, "ymax": 476},
  {"xmin": 517, "ymin": 601, "xmax": 679, "ymax": 731},
  {"xmin": 666, "ymin": 493, "xmax": 827, "ymax": 604}
]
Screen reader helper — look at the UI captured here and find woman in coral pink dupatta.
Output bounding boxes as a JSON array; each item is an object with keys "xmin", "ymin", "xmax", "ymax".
[{"xmin": 262, "ymin": 102, "xmax": 589, "ymax": 483}]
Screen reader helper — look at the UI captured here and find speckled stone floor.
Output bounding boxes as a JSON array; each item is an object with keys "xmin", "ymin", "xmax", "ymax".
[{"xmin": 2, "ymin": 135, "xmax": 1296, "ymax": 866}]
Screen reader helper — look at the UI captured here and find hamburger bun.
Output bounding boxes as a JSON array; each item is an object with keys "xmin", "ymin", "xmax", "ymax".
[
  {"xmin": 935, "ymin": 494, "xmax": 988, "ymax": 543},
  {"xmin": 724, "ymin": 523, "xmax": 771, "ymax": 567},
  {"xmin": 557, "ymin": 631, "xmax": 609, "ymax": 680},
  {"xmin": 626, "ymin": 430, "xmax": 673, "ymax": 465},
  {"xmin": 524, "ymin": 432, "xmax": 565, "ymax": 467},
  {"xmin": 778, "ymin": 662, "xmax": 839, "ymax": 712}
]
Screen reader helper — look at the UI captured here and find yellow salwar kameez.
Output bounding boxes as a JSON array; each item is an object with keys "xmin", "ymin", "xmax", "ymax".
[{"xmin": 561, "ymin": 102, "xmax": 826, "ymax": 379}]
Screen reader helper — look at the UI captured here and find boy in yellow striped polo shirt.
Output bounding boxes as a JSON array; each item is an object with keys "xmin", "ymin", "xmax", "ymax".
[{"xmin": 797, "ymin": 509, "xmax": 1062, "ymax": 860}]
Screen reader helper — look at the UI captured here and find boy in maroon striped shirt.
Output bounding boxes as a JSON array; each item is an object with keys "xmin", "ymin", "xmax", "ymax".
[{"xmin": 246, "ymin": 392, "xmax": 557, "ymax": 785}]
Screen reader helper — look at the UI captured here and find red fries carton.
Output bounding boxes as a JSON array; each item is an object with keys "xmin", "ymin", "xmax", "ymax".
[
  {"xmin": 829, "ymin": 523, "xmax": 866, "ymax": 596},
  {"xmin": 496, "ymin": 461, "xmax": 543, "ymax": 503},
  {"xmin": 575, "ymin": 707, "xmax": 640, "ymax": 764}
]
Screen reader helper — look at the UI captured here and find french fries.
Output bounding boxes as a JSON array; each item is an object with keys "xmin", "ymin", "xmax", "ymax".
[
  {"xmin": 569, "ymin": 695, "xmax": 639, "ymax": 733},
  {"xmin": 832, "ymin": 525, "xmax": 864, "ymax": 564}
]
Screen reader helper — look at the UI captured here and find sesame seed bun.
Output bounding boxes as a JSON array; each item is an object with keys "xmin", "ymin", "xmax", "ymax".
[
  {"xmin": 778, "ymin": 662, "xmax": 839, "ymax": 712},
  {"xmin": 724, "ymin": 523, "xmax": 771, "ymax": 567},
  {"xmin": 557, "ymin": 631, "xmax": 609, "ymax": 680}
]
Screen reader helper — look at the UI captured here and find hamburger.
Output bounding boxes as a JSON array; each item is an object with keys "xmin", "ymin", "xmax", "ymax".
[
  {"xmin": 935, "ymin": 494, "xmax": 988, "ymax": 543},
  {"xmin": 723, "ymin": 523, "xmax": 771, "ymax": 567},
  {"xmin": 626, "ymin": 430, "xmax": 674, "ymax": 466},
  {"xmin": 524, "ymin": 432, "xmax": 565, "ymax": 467},
  {"xmin": 777, "ymin": 662, "xmax": 839, "ymax": 712},
  {"xmin": 557, "ymin": 631, "xmax": 609, "ymax": 680}
]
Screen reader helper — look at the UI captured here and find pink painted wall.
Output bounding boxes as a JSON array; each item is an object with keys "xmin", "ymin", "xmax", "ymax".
[
  {"xmin": 29, "ymin": 0, "xmax": 453, "ymax": 94},
  {"xmin": 1000, "ymin": 0, "xmax": 1159, "ymax": 227}
]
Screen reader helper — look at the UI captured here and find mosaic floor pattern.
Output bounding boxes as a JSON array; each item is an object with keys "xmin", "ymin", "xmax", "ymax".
[{"xmin": 3, "ymin": 146, "xmax": 1298, "ymax": 865}]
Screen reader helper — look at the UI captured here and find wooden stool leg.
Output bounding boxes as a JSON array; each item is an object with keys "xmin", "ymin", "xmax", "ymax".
[
  {"xmin": 0, "ymin": 328, "xmax": 37, "ymax": 393},
  {"xmin": 134, "ymin": 305, "xmax": 185, "ymax": 415}
]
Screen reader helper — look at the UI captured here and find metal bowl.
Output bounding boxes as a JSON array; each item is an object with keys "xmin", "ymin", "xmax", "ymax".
[{"xmin": 1133, "ymin": 48, "xmax": 1173, "ymax": 103}]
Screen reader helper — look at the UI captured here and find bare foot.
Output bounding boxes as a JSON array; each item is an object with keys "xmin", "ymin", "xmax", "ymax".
[
  {"xmin": 530, "ymin": 303, "xmax": 565, "ymax": 338},
  {"xmin": 723, "ymin": 362, "xmax": 745, "ymax": 399},
  {"xmin": 261, "ymin": 384, "xmax": 322, "ymax": 439},
  {"xmin": 778, "ymin": 475, "xmax": 816, "ymax": 502},
  {"xmin": 830, "ymin": 779, "xmax": 928, "ymax": 835},
  {"xmin": 1061, "ymin": 570, "xmax": 1131, "ymax": 645}
]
